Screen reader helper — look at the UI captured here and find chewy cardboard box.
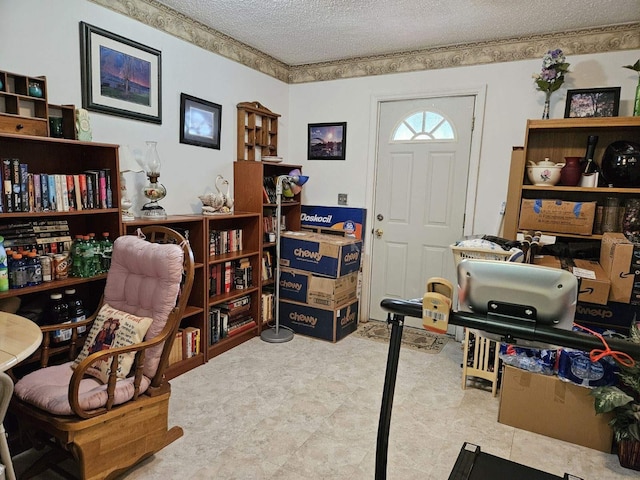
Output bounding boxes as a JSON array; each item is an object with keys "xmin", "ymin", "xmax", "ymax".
[
  {"xmin": 280, "ymin": 231, "xmax": 362, "ymax": 278},
  {"xmin": 519, "ymin": 199, "xmax": 596, "ymax": 235},
  {"xmin": 279, "ymin": 267, "xmax": 358, "ymax": 308},
  {"xmin": 574, "ymin": 300, "xmax": 638, "ymax": 334},
  {"xmin": 599, "ymin": 232, "xmax": 640, "ymax": 304},
  {"xmin": 278, "ymin": 298, "xmax": 358, "ymax": 342},
  {"xmin": 533, "ymin": 256, "xmax": 610, "ymax": 305},
  {"xmin": 498, "ymin": 365, "xmax": 613, "ymax": 453}
]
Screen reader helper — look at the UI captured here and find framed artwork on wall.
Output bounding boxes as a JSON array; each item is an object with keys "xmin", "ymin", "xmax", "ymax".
[
  {"xmin": 179, "ymin": 93, "xmax": 222, "ymax": 149},
  {"xmin": 308, "ymin": 122, "xmax": 347, "ymax": 160},
  {"xmin": 564, "ymin": 87, "xmax": 621, "ymax": 118},
  {"xmin": 80, "ymin": 22, "xmax": 162, "ymax": 124}
]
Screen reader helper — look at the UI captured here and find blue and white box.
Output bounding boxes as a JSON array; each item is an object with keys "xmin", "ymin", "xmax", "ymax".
[
  {"xmin": 279, "ymin": 298, "xmax": 359, "ymax": 342},
  {"xmin": 280, "ymin": 231, "xmax": 362, "ymax": 278}
]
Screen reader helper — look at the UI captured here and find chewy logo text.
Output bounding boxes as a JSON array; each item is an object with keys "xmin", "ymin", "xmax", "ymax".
[{"xmin": 294, "ymin": 248, "xmax": 322, "ymax": 261}]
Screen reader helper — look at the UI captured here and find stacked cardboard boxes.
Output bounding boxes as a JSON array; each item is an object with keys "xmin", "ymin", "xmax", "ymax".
[{"xmin": 278, "ymin": 231, "xmax": 362, "ymax": 342}]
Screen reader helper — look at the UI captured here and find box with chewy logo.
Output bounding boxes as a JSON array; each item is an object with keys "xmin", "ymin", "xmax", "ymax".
[
  {"xmin": 279, "ymin": 267, "xmax": 358, "ymax": 308},
  {"xmin": 278, "ymin": 298, "xmax": 359, "ymax": 342},
  {"xmin": 280, "ymin": 231, "xmax": 362, "ymax": 278}
]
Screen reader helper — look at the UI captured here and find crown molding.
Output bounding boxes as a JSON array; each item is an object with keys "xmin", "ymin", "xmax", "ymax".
[{"xmin": 90, "ymin": 0, "xmax": 639, "ymax": 84}]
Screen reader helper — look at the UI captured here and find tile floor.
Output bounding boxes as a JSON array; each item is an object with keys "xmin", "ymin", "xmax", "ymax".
[{"xmin": 12, "ymin": 322, "xmax": 638, "ymax": 479}]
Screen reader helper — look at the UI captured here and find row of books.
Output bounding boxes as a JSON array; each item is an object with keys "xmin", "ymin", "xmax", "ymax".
[
  {"xmin": 209, "ymin": 228, "xmax": 243, "ymax": 256},
  {"xmin": 209, "ymin": 259, "xmax": 254, "ymax": 296},
  {"xmin": 0, "ymin": 220, "xmax": 72, "ymax": 254},
  {"xmin": 261, "ymin": 251, "xmax": 274, "ymax": 281},
  {"xmin": 210, "ymin": 294, "xmax": 256, "ymax": 345},
  {"xmin": 168, "ymin": 326, "xmax": 201, "ymax": 365},
  {"xmin": 261, "ymin": 292, "xmax": 274, "ymax": 324},
  {"xmin": 1, "ymin": 158, "xmax": 113, "ymax": 213}
]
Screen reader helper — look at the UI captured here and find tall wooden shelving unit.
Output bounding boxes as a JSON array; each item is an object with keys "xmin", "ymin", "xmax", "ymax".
[
  {"xmin": 122, "ymin": 212, "xmax": 262, "ymax": 377},
  {"xmin": 504, "ymin": 117, "xmax": 640, "ymax": 241},
  {"xmin": 234, "ymin": 101, "xmax": 302, "ymax": 328},
  {"xmin": 0, "ymin": 133, "xmax": 122, "ymax": 365}
]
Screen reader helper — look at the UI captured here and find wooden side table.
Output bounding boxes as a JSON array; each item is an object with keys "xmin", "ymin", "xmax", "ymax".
[{"xmin": 0, "ymin": 313, "xmax": 42, "ymax": 480}]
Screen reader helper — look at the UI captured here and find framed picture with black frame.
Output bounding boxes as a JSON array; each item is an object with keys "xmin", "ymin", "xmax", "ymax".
[
  {"xmin": 308, "ymin": 122, "xmax": 347, "ymax": 160},
  {"xmin": 179, "ymin": 93, "xmax": 222, "ymax": 149},
  {"xmin": 564, "ymin": 87, "xmax": 621, "ymax": 118},
  {"xmin": 79, "ymin": 22, "xmax": 162, "ymax": 124}
]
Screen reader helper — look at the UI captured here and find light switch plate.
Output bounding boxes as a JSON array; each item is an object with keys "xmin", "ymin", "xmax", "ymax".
[{"xmin": 338, "ymin": 193, "xmax": 348, "ymax": 205}]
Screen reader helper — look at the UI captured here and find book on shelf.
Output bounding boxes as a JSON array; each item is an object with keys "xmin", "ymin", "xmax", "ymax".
[
  {"xmin": 11, "ymin": 159, "xmax": 21, "ymax": 212},
  {"xmin": 33, "ymin": 174, "xmax": 41, "ymax": 212},
  {"xmin": 227, "ymin": 317, "xmax": 256, "ymax": 337},
  {"xmin": 19, "ymin": 163, "xmax": 28, "ymax": 213},
  {"xmin": 40, "ymin": 173, "xmax": 49, "ymax": 211},
  {"xmin": 2, "ymin": 159, "xmax": 12, "ymax": 212},
  {"xmin": 66, "ymin": 174, "xmax": 76, "ymax": 211},
  {"xmin": 168, "ymin": 330, "xmax": 183, "ymax": 365},
  {"xmin": 182, "ymin": 326, "xmax": 200, "ymax": 358},
  {"xmin": 234, "ymin": 257, "xmax": 253, "ymax": 290},
  {"xmin": 209, "ymin": 307, "xmax": 221, "ymax": 345},
  {"xmin": 261, "ymin": 292, "xmax": 274, "ymax": 323}
]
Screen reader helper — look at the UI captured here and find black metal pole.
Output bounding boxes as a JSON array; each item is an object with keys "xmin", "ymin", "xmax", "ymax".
[{"xmin": 375, "ymin": 313, "xmax": 404, "ymax": 480}]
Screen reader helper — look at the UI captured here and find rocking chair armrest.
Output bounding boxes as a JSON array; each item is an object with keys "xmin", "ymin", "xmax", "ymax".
[{"xmin": 68, "ymin": 317, "xmax": 176, "ymax": 418}]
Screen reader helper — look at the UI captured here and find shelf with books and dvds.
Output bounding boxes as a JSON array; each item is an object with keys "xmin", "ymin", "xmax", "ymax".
[
  {"xmin": 0, "ymin": 133, "xmax": 122, "ymax": 366},
  {"xmin": 205, "ymin": 212, "xmax": 261, "ymax": 359}
]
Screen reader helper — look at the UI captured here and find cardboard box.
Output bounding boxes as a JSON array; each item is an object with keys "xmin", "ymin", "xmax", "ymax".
[
  {"xmin": 279, "ymin": 267, "xmax": 358, "ymax": 308},
  {"xmin": 300, "ymin": 205, "xmax": 367, "ymax": 241},
  {"xmin": 498, "ymin": 365, "xmax": 613, "ymax": 453},
  {"xmin": 533, "ymin": 256, "xmax": 610, "ymax": 305},
  {"xmin": 599, "ymin": 232, "xmax": 640, "ymax": 304},
  {"xmin": 278, "ymin": 298, "xmax": 358, "ymax": 342},
  {"xmin": 574, "ymin": 300, "xmax": 638, "ymax": 334},
  {"xmin": 280, "ymin": 231, "xmax": 362, "ymax": 278},
  {"xmin": 519, "ymin": 199, "xmax": 596, "ymax": 235}
]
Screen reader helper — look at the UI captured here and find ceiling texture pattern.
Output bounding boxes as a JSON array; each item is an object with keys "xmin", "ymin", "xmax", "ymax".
[{"xmin": 91, "ymin": 0, "xmax": 640, "ymax": 84}]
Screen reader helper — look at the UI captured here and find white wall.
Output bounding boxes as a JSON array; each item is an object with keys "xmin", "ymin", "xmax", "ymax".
[
  {"xmin": 1, "ymin": 0, "xmax": 638, "ymax": 237},
  {"xmin": 0, "ymin": 0, "xmax": 289, "ymax": 215},
  {"xmin": 288, "ymin": 49, "xmax": 640, "ymax": 243}
]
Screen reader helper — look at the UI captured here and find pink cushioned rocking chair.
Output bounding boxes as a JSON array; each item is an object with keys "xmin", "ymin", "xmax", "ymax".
[{"xmin": 10, "ymin": 226, "xmax": 195, "ymax": 480}]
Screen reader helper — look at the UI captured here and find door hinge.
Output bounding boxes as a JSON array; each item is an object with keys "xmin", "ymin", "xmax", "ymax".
[
  {"xmin": 471, "ymin": 117, "xmax": 475, "ymax": 132},
  {"xmin": 462, "ymin": 213, "xmax": 466, "ymax": 229}
]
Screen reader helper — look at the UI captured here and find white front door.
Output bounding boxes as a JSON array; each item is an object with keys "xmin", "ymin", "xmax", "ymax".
[{"xmin": 369, "ymin": 96, "xmax": 475, "ymax": 328}]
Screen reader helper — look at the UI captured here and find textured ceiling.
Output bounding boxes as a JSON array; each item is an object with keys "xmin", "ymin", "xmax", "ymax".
[{"xmin": 154, "ymin": 0, "xmax": 640, "ymax": 65}]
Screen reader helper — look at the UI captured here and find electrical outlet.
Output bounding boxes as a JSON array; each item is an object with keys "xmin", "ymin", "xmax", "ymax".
[{"xmin": 338, "ymin": 193, "xmax": 348, "ymax": 205}]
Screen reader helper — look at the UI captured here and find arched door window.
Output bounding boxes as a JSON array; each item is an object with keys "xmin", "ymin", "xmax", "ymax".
[{"xmin": 391, "ymin": 110, "xmax": 455, "ymax": 142}]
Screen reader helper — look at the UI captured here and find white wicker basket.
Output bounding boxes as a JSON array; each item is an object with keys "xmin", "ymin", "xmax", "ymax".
[{"xmin": 450, "ymin": 244, "xmax": 512, "ymax": 266}]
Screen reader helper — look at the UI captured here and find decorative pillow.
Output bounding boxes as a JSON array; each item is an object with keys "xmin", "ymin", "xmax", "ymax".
[{"xmin": 72, "ymin": 303, "xmax": 153, "ymax": 383}]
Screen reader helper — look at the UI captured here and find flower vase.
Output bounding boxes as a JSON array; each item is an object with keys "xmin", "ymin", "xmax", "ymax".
[
  {"xmin": 560, "ymin": 157, "xmax": 582, "ymax": 186},
  {"xmin": 542, "ymin": 91, "xmax": 551, "ymax": 119},
  {"xmin": 634, "ymin": 77, "xmax": 640, "ymax": 117}
]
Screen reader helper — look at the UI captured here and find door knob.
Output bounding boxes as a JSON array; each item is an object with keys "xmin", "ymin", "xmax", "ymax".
[{"xmin": 374, "ymin": 228, "xmax": 384, "ymax": 238}]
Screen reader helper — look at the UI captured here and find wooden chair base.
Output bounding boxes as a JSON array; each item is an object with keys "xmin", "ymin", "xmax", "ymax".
[
  {"xmin": 13, "ymin": 388, "xmax": 183, "ymax": 480},
  {"xmin": 461, "ymin": 329, "xmax": 501, "ymax": 397}
]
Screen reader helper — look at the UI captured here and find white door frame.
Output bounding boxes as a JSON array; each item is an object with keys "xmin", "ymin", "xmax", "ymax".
[{"xmin": 360, "ymin": 85, "xmax": 487, "ymax": 322}]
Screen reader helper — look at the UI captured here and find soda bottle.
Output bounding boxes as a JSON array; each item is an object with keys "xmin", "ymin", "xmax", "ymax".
[
  {"xmin": 25, "ymin": 251, "xmax": 43, "ymax": 286},
  {"xmin": 9, "ymin": 253, "xmax": 27, "ymax": 289},
  {"xmin": 47, "ymin": 292, "xmax": 71, "ymax": 344},
  {"xmin": 65, "ymin": 288, "xmax": 87, "ymax": 335},
  {"xmin": 81, "ymin": 235, "xmax": 94, "ymax": 277},
  {"xmin": 70, "ymin": 235, "xmax": 84, "ymax": 277},
  {"xmin": 100, "ymin": 232, "xmax": 113, "ymax": 272},
  {"xmin": 88, "ymin": 233, "xmax": 101, "ymax": 277},
  {"xmin": 0, "ymin": 235, "xmax": 8, "ymax": 292}
]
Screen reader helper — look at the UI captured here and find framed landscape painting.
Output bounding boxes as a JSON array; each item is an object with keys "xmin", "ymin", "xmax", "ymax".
[
  {"xmin": 308, "ymin": 122, "xmax": 347, "ymax": 160},
  {"xmin": 564, "ymin": 87, "xmax": 620, "ymax": 118},
  {"xmin": 80, "ymin": 22, "xmax": 162, "ymax": 124}
]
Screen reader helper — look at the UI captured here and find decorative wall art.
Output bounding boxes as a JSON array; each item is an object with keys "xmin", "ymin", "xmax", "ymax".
[
  {"xmin": 80, "ymin": 22, "xmax": 162, "ymax": 124},
  {"xmin": 308, "ymin": 122, "xmax": 347, "ymax": 160},
  {"xmin": 564, "ymin": 87, "xmax": 621, "ymax": 118},
  {"xmin": 179, "ymin": 93, "xmax": 222, "ymax": 149}
]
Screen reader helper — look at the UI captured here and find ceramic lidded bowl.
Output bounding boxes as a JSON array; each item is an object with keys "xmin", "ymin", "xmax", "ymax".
[{"xmin": 526, "ymin": 158, "xmax": 564, "ymax": 186}]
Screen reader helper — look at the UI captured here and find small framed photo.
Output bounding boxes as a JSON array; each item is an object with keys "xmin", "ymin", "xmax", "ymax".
[
  {"xmin": 564, "ymin": 87, "xmax": 621, "ymax": 118},
  {"xmin": 80, "ymin": 22, "xmax": 162, "ymax": 124},
  {"xmin": 308, "ymin": 122, "xmax": 347, "ymax": 160},
  {"xmin": 179, "ymin": 93, "xmax": 222, "ymax": 149}
]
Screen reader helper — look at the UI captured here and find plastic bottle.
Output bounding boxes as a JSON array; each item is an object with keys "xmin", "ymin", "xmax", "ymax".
[
  {"xmin": 88, "ymin": 233, "xmax": 101, "ymax": 277},
  {"xmin": 65, "ymin": 288, "xmax": 87, "ymax": 335},
  {"xmin": 47, "ymin": 292, "xmax": 71, "ymax": 344},
  {"xmin": 81, "ymin": 235, "xmax": 95, "ymax": 277},
  {"xmin": 9, "ymin": 253, "xmax": 27, "ymax": 289},
  {"xmin": 0, "ymin": 235, "xmax": 8, "ymax": 292},
  {"xmin": 70, "ymin": 235, "xmax": 84, "ymax": 277},
  {"xmin": 25, "ymin": 251, "xmax": 43, "ymax": 286},
  {"xmin": 100, "ymin": 232, "xmax": 113, "ymax": 273}
]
